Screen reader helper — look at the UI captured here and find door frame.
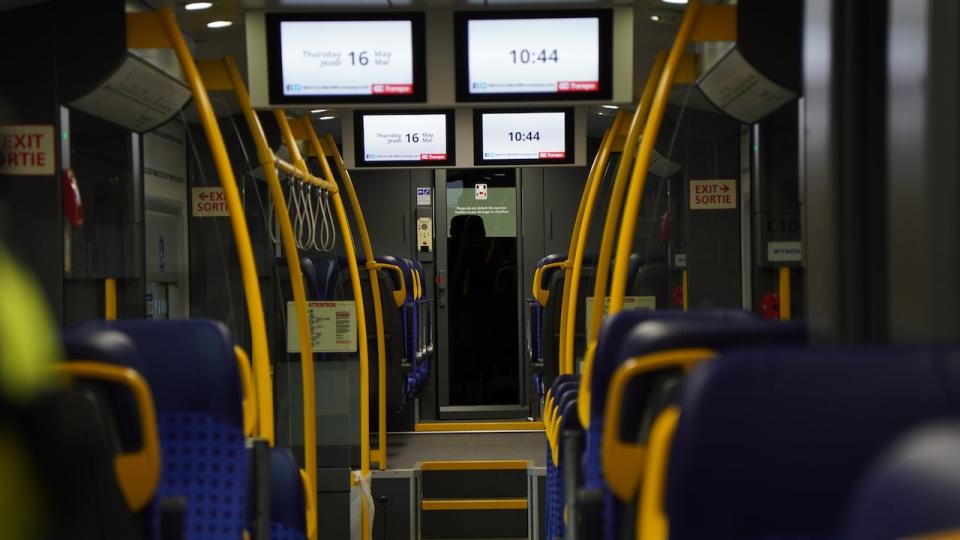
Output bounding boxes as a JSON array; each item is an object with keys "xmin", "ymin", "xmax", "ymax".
[{"xmin": 433, "ymin": 168, "xmax": 530, "ymax": 420}]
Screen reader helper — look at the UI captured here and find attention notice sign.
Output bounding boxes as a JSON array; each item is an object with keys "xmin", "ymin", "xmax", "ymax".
[{"xmin": 286, "ymin": 301, "xmax": 358, "ymax": 353}]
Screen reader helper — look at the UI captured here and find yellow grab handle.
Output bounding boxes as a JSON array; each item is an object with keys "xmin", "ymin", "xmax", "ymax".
[
  {"xmin": 56, "ymin": 361, "xmax": 160, "ymax": 511},
  {"xmin": 234, "ymin": 346, "xmax": 258, "ymax": 438},
  {"xmin": 533, "ymin": 260, "xmax": 567, "ymax": 306},
  {"xmin": 372, "ymin": 262, "xmax": 408, "ymax": 308},
  {"xmin": 601, "ymin": 348, "xmax": 713, "ymax": 501}
]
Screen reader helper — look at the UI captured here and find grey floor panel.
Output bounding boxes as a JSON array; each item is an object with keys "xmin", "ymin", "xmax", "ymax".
[{"xmin": 386, "ymin": 432, "xmax": 546, "ymax": 469}]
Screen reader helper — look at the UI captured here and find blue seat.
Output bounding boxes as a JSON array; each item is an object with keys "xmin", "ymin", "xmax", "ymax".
[
  {"xmin": 269, "ymin": 448, "xmax": 308, "ymax": 540},
  {"xmin": 547, "ymin": 398, "xmax": 581, "ymax": 540},
  {"xmin": 586, "ymin": 311, "xmax": 804, "ymax": 540},
  {"xmin": 843, "ymin": 421, "xmax": 960, "ymax": 540},
  {"xmin": 65, "ymin": 320, "xmax": 248, "ymax": 540},
  {"xmin": 665, "ymin": 345, "xmax": 960, "ymax": 540}
]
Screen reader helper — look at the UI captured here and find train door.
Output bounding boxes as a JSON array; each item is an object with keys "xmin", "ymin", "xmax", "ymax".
[{"xmin": 436, "ymin": 169, "xmax": 526, "ymax": 419}]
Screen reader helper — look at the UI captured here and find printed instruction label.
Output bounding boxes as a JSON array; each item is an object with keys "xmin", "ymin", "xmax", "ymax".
[
  {"xmin": 416, "ymin": 187, "xmax": 432, "ymax": 206},
  {"xmin": 767, "ymin": 241, "xmax": 802, "ymax": 262},
  {"xmin": 0, "ymin": 125, "xmax": 55, "ymax": 175},
  {"xmin": 286, "ymin": 301, "xmax": 358, "ymax": 353},
  {"xmin": 584, "ymin": 296, "xmax": 657, "ymax": 343},
  {"xmin": 690, "ymin": 179, "xmax": 737, "ymax": 210},
  {"xmin": 192, "ymin": 187, "xmax": 228, "ymax": 217}
]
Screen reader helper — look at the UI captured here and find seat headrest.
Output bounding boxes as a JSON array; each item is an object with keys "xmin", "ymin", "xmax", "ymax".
[
  {"xmin": 590, "ymin": 310, "xmax": 796, "ymax": 421},
  {"xmin": 668, "ymin": 345, "xmax": 960, "ymax": 539},
  {"xmin": 843, "ymin": 421, "xmax": 960, "ymax": 540},
  {"xmin": 63, "ymin": 325, "xmax": 144, "ymax": 373},
  {"xmin": 67, "ymin": 319, "xmax": 243, "ymax": 429},
  {"xmin": 550, "ymin": 374, "xmax": 580, "ymax": 395}
]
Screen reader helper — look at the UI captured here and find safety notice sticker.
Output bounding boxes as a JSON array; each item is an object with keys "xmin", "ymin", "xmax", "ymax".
[
  {"xmin": 287, "ymin": 301, "xmax": 358, "ymax": 353},
  {"xmin": 690, "ymin": 179, "xmax": 736, "ymax": 210}
]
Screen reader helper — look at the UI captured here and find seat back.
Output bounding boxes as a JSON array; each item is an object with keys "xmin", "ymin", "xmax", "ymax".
[
  {"xmin": 66, "ymin": 319, "xmax": 247, "ymax": 540},
  {"xmin": 843, "ymin": 421, "xmax": 960, "ymax": 540},
  {"xmin": 269, "ymin": 448, "xmax": 308, "ymax": 540},
  {"xmin": 667, "ymin": 345, "xmax": 960, "ymax": 539}
]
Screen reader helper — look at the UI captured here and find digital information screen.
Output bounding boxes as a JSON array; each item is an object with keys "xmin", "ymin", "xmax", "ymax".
[
  {"xmin": 455, "ymin": 11, "xmax": 612, "ymax": 101},
  {"xmin": 266, "ymin": 14, "xmax": 425, "ymax": 104},
  {"xmin": 475, "ymin": 108, "xmax": 574, "ymax": 165},
  {"xmin": 355, "ymin": 111, "xmax": 455, "ymax": 167}
]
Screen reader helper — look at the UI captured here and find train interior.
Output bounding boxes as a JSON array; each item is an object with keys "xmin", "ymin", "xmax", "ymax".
[{"xmin": 1, "ymin": 0, "xmax": 960, "ymax": 539}]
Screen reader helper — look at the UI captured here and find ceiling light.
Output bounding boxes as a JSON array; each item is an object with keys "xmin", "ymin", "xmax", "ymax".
[
  {"xmin": 650, "ymin": 15, "xmax": 661, "ymax": 21},
  {"xmin": 319, "ymin": 116, "xmax": 336, "ymax": 121},
  {"xmin": 207, "ymin": 20, "xmax": 233, "ymax": 29},
  {"xmin": 662, "ymin": 0, "xmax": 688, "ymax": 4},
  {"xmin": 602, "ymin": 105, "xmax": 618, "ymax": 109},
  {"xmin": 184, "ymin": 2, "xmax": 213, "ymax": 10},
  {"xmin": 310, "ymin": 109, "xmax": 327, "ymax": 114}
]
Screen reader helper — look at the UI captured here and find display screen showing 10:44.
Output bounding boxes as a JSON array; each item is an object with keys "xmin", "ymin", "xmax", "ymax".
[
  {"xmin": 508, "ymin": 131, "xmax": 541, "ymax": 142},
  {"xmin": 509, "ymin": 49, "xmax": 559, "ymax": 64}
]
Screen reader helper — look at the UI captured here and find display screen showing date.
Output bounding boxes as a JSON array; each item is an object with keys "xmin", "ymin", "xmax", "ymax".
[
  {"xmin": 360, "ymin": 113, "xmax": 449, "ymax": 163},
  {"xmin": 479, "ymin": 111, "xmax": 568, "ymax": 161},
  {"xmin": 466, "ymin": 16, "xmax": 601, "ymax": 95},
  {"xmin": 279, "ymin": 19, "xmax": 415, "ymax": 96}
]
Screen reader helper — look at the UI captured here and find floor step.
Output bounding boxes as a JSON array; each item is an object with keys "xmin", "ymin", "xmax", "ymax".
[
  {"xmin": 418, "ymin": 460, "xmax": 532, "ymax": 539},
  {"xmin": 414, "ymin": 421, "xmax": 544, "ymax": 432}
]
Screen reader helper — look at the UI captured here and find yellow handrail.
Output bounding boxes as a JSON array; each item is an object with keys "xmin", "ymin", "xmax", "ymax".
[
  {"xmin": 314, "ymin": 132, "xmax": 390, "ymax": 471},
  {"xmin": 153, "ymin": 8, "xmax": 275, "ymax": 444},
  {"xmin": 104, "ymin": 278, "xmax": 117, "ymax": 320},
  {"xmin": 278, "ymin": 114, "xmax": 375, "ymax": 538},
  {"xmin": 561, "ymin": 111, "xmax": 627, "ymax": 375},
  {"xmin": 214, "ymin": 57, "xmax": 318, "ymax": 538},
  {"xmin": 609, "ymin": 0, "xmax": 703, "ymax": 314},
  {"xmin": 578, "ymin": 51, "xmax": 666, "ymax": 427}
]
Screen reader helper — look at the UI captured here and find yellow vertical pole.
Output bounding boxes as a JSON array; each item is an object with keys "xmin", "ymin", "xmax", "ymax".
[
  {"xmin": 682, "ymin": 270, "xmax": 689, "ymax": 311},
  {"xmin": 309, "ymin": 129, "xmax": 389, "ymax": 471},
  {"xmin": 561, "ymin": 111, "xmax": 626, "ymax": 375},
  {"xmin": 105, "ymin": 278, "xmax": 117, "ymax": 320},
  {"xmin": 219, "ymin": 57, "xmax": 317, "ymax": 539},
  {"xmin": 156, "ymin": 8, "xmax": 274, "ymax": 443},
  {"xmin": 778, "ymin": 267, "xmax": 791, "ymax": 321},
  {"xmin": 577, "ymin": 52, "xmax": 666, "ymax": 427},
  {"xmin": 609, "ymin": 0, "xmax": 702, "ymax": 314}
]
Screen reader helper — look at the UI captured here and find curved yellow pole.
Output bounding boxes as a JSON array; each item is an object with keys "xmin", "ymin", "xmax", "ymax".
[
  {"xmin": 561, "ymin": 111, "xmax": 627, "ymax": 375},
  {"xmin": 609, "ymin": 0, "xmax": 702, "ymax": 314},
  {"xmin": 219, "ymin": 58, "xmax": 316, "ymax": 538},
  {"xmin": 330, "ymin": 188, "xmax": 372, "ymax": 539},
  {"xmin": 157, "ymin": 9, "xmax": 274, "ymax": 443},
  {"xmin": 306, "ymin": 127, "xmax": 389, "ymax": 471},
  {"xmin": 578, "ymin": 51, "xmax": 666, "ymax": 427},
  {"xmin": 554, "ymin": 130, "xmax": 612, "ymax": 377}
]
